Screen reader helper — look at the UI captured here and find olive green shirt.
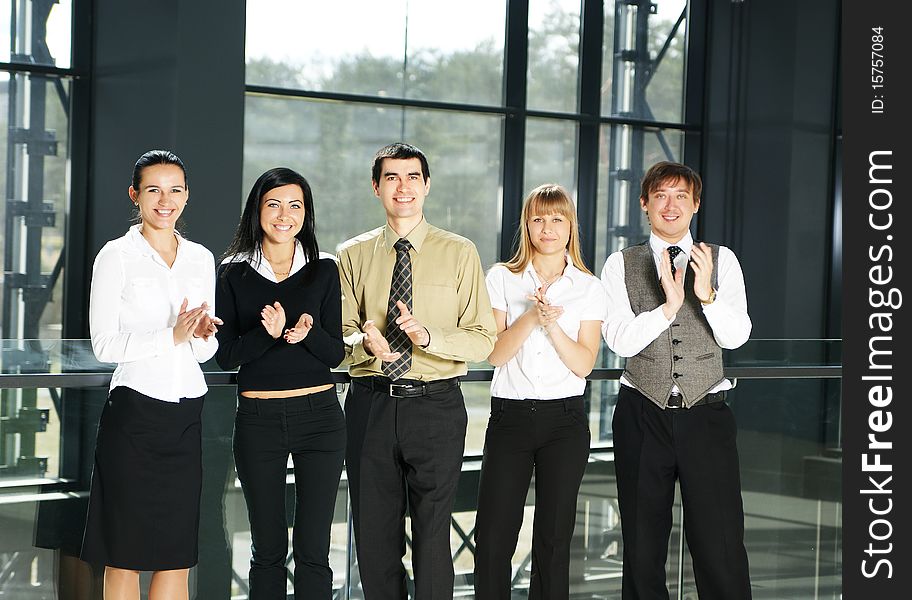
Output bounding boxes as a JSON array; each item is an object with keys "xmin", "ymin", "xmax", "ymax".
[{"xmin": 337, "ymin": 219, "xmax": 496, "ymax": 380}]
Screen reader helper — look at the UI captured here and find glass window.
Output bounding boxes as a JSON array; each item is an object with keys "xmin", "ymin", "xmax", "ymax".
[
  {"xmin": 245, "ymin": 0, "xmax": 506, "ymax": 106},
  {"xmin": 244, "ymin": 95, "xmax": 504, "ymax": 266},
  {"xmin": 594, "ymin": 125, "xmax": 684, "ymax": 269},
  {"xmin": 527, "ymin": 0, "xmax": 581, "ymax": 113},
  {"xmin": 523, "ymin": 117, "xmax": 578, "ymax": 197},
  {"xmin": 1, "ymin": 0, "xmax": 72, "ymax": 68},
  {"xmin": 1, "ymin": 71, "xmax": 72, "ymax": 484},
  {"xmin": 601, "ymin": 0, "xmax": 687, "ymax": 123}
]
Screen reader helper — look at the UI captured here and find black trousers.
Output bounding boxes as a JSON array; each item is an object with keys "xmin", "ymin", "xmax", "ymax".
[
  {"xmin": 612, "ymin": 386, "xmax": 752, "ymax": 600},
  {"xmin": 345, "ymin": 378, "xmax": 467, "ymax": 600},
  {"xmin": 233, "ymin": 389, "xmax": 346, "ymax": 599},
  {"xmin": 474, "ymin": 396, "xmax": 590, "ymax": 600}
]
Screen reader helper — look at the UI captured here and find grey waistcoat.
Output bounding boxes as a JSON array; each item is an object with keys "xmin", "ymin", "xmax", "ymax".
[{"xmin": 621, "ymin": 242, "xmax": 724, "ymax": 409}]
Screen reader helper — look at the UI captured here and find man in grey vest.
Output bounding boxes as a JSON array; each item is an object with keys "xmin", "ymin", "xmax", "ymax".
[{"xmin": 600, "ymin": 161, "xmax": 752, "ymax": 600}]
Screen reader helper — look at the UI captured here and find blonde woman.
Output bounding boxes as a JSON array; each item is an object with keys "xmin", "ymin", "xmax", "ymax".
[{"xmin": 474, "ymin": 184, "xmax": 607, "ymax": 599}]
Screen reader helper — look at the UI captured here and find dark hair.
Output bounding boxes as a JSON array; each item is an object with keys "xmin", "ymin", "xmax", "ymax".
[
  {"xmin": 221, "ymin": 168, "xmax": 319, "ymax": 270},
  {"xmin": 371, "ymin": 142, "xmax": 430, "ymax": 184},
  {"xmin": 640, "ymin": 161, "xmax": 702, "ymax": 202},
  {"xmin": 131, "ymin": 150, "xmax": 188, "ymax": 190}
]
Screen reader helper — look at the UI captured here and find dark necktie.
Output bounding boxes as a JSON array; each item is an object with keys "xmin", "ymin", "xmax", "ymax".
[
  {"xmin": 668, "ymin": 245, "xmax": 683, "ymax": 277},
  {"xmin": 383, "ymin": 238, "xmax": 414, "ymax": 380}
]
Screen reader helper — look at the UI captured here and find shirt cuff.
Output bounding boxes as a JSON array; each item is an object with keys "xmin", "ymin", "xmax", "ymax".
[
  {"xmin": 423, "ymin": 325, "xmax": 444, "ymax": 354},
  {"xmin": 345, "ymin": 333, "xmax": 373, "ymax": 365}
]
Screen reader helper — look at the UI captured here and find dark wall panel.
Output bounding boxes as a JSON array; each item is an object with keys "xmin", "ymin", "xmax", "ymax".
[
  {"xmin": 700, "ymin": 0, "xmax": 840, "ymax": 338},
  {"xmin": 86, "ymin": 0, "xmax": 246, "ymax": 288}
]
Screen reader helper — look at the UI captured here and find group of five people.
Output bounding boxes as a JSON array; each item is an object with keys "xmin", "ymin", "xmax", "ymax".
[{"xmin": 82, "ymin": 143, "xmax": 752, "ymax": 600}]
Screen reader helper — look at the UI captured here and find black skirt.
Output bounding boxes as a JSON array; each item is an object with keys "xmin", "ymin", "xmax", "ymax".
[{"xmin": 81, "ymin": 386, "xmax": 204, "ymax": 571}]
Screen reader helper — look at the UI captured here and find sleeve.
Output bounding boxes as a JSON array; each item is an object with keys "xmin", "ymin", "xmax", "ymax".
[
  {"xmin": 338, "ymin": 248, "xmax": 374, "ymax": 367},
  {"xmin": 89, "ymin": 243, "xmax": 175, "ymax": 363},
  {"xmin": 301, "ymin": 261, "xmax": 345, "ymax": 368},
  {"xmin": 422, "ymin": 243, "xmax": 497, "ymax": 363},
  {"xmin": 600, "ymin": 251, "xmax": 675, "ymax": 357},
  {"xmin": 485, "ymin": 266, "xmax": 508, "ymax": 312},
  {"xmin": 701, "ymin": 246, "xmax": 752, "ymax": 349},
  {"xmin": 580, "ymin": 277, "xmax": 609, "ymax": 322},
  {"xmin": 189, "ymin": 249, "xmax": 219, "ymax": 363},
  {"xmin": 214, "ymin": 265, "xmax": 279, "ymax": 370}
]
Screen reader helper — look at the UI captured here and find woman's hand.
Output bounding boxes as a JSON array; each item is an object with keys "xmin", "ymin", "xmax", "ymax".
[
  {"xmin": 526, "ymin": 287, "xmax": 564, "ymax": 333},
  {"xmin": 284, "ymin": 313, "xmax": 313, "ymax": 344},
  {"xmin": 260, "ymin": 301, "xmax": 286, "ymax": 339},
  {"xmin": 173, "ymin": 298, "xmax": 207, "ymax": 345}
]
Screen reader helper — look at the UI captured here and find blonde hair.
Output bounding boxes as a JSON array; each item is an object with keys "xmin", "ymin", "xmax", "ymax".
[{"xmin": 501, "ymin": 184, "xmax": 592, "ymax": 276}]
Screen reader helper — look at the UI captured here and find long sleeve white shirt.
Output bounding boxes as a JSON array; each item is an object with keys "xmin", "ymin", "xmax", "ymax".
[
  {"xmin": 89, "ymin": 225, "xmax": 218, "ymax": 402},
  {"xmin": 600, "ymin": 232, "xmax": 751, "ymax": 392}
]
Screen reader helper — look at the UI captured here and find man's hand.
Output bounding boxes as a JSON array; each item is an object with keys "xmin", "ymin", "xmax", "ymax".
[
  {"xmin": 690, "ymin": 242, "xmax": 714, "ymax": 302},
  {"xmin": 260, "ymin": 301, "xmax": 286, "ymax": 339},
  {"xmin": 174, "ymin": 298, "xmax": 207, "ymax": 345},
  {"xmin": 361, "ymin": 320, "xmax": 402, "ymax": 361},
  {"xmin": 394, "ymin": 300, "xmax": 430, "ymax": 347},
  {"xmin": 284, "ymin": 313, "xmax": 313, "ymax": 344},
  {"xmin": 659, "ymin": 248, "xmax": 686, "ymax": 320}
]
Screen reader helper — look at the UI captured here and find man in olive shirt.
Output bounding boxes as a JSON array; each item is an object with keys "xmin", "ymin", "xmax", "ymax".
[{"xmin": 338, "ymin": 142, "xmax": 496, "ymax": 599}]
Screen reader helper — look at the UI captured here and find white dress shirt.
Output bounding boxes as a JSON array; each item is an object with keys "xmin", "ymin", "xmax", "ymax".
[
  {"xmin": 221, "ymin": 240, "xmax": 336, "ymax": 281},
  {"xmin": 600, "ymin": 231, "xmax": 751, "ymax": 393},
  {"xmin": 90, "ymin": 224, "xmax": 218, "ymax": 402},
  {"xmin": 487, "ymin": 257, "xmax": 608, "ymax": 400}
]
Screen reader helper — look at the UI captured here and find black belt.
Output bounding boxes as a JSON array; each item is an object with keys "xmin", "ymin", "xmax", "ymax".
[
  {"xmin": 666, "ymin": 390, "xmax": 726, "ymax": 409},
  {"xmin": 354, "ymin": 376, "xmax": 460, "ymax": 398}
]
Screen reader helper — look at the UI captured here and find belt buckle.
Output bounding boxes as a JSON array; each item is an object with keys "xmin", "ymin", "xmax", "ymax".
[
  {"xmin": 666, "ymin": 394, "xmax": 684, "ymax": 409},
  {"xmin": 389, "ymin": 384, "xmax": 408, "ymax": 398}
]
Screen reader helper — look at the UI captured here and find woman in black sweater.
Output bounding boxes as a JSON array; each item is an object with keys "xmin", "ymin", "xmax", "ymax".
[{"xmin": 215, "ymin": 168, "xmax": 345, "ymax": 599}]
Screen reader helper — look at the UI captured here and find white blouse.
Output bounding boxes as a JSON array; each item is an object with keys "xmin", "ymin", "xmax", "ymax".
[
  {"xmin": 486, "ymin": 258, "xmax": 608, "ymax": 400},
  {"xmin": 89, "ymin": 224, "xmax": 218, "ymax": 402}
]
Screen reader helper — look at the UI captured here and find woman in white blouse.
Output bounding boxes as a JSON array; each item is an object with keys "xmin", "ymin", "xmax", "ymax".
[
  {"xmin": 81, "ymin": 150, "xmax": 221, "ymax": 600},
  {"xmin": 474, "ymin": 184, "xmax": 607, "ymax": 599}
]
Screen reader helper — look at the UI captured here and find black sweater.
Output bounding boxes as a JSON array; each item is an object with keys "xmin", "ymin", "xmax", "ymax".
[{"xmin": 215, "ymin": 258, "xmax": 344, "ymax": 393}]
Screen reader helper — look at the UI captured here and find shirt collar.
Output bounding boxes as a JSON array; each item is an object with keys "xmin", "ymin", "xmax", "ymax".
[
  {"xmin": 127, "ymin": 223, "xmax": 183, "ymax": 259},
  {"xmin": 648, "ymin": 231, "xmax": 693, "ymax": 256},
  {"xmin": 522, "ymin": 253, "xmax": 584, "ymax": 287},
  {"xmin": 382, "ymin": 218, "xmax": 429, "ymax": 253}
]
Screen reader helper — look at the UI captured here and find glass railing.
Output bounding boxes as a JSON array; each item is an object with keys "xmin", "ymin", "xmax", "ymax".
[{"xmin": 0, "ymin": 339, "xmax": 841, "ymax": 599}]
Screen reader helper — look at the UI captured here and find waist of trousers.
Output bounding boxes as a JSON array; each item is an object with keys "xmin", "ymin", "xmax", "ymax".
[{"xmin": 353, "ymin": 376, "xmax": 461, "ymax": 398}]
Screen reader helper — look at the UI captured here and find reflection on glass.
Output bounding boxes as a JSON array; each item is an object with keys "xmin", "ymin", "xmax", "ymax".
[
  {"xmin": 0, "ymin": 362, "xmax": 842, "ymax": 596},
  {"xmin": 245, "ymin": 0, "xmax": 505, "ymax": 106},
  {"xmin": 602, "ymin": 0, "xmax": 687, "ymax": 123},
  {"xmin": 244, "ymin": 95, "xmax": 503, "ymax": 266},
  {"xmin": 523, "ymin": 118, "xmax": 578, "ymax": 201},
  {"xmin": 527, "ymin": 0, "xmax": 581, "ymax": 113}
]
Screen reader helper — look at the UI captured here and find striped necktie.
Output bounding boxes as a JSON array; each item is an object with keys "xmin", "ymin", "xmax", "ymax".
[{"xmin": 383, "ymin": 238, "xmax": 413, "ymax": 380}]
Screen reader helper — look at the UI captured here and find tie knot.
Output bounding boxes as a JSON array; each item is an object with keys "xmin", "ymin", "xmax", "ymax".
[
  {"xmin": 667, "ymin": 245, "xmax": 683, "ymax": 260},
  {"xmin": 394, "ymin": 238, "xmax": 412, "ymax": 253}
]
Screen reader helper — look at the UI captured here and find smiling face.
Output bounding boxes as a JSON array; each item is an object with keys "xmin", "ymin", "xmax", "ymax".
[
  {"xmin": 372, "ymin": 157, "xmax": 430, "ymax": 229},
  {"xmin": 258, "ymin": 184, "xmax": 305, "ymax": 245},
  {"xmin": 641, "ymin": 177, "xmax": 700, "ymax": 243},
  {"xmin": 528, "ymin": 213, "xmax": 571, "ymax": 257},
  {"xmin": 129, "ymin": 164, "xmax": 188, "ymax": 232}
]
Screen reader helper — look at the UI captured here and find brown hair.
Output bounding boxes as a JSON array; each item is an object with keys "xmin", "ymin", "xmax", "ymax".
[
  {"xmin": 502, "ymin": 184, "xmax": 592, "ymax": 275},
  {"xmin": 640, "ymin": 161, "xmax": 702, "ymax": 202}
]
